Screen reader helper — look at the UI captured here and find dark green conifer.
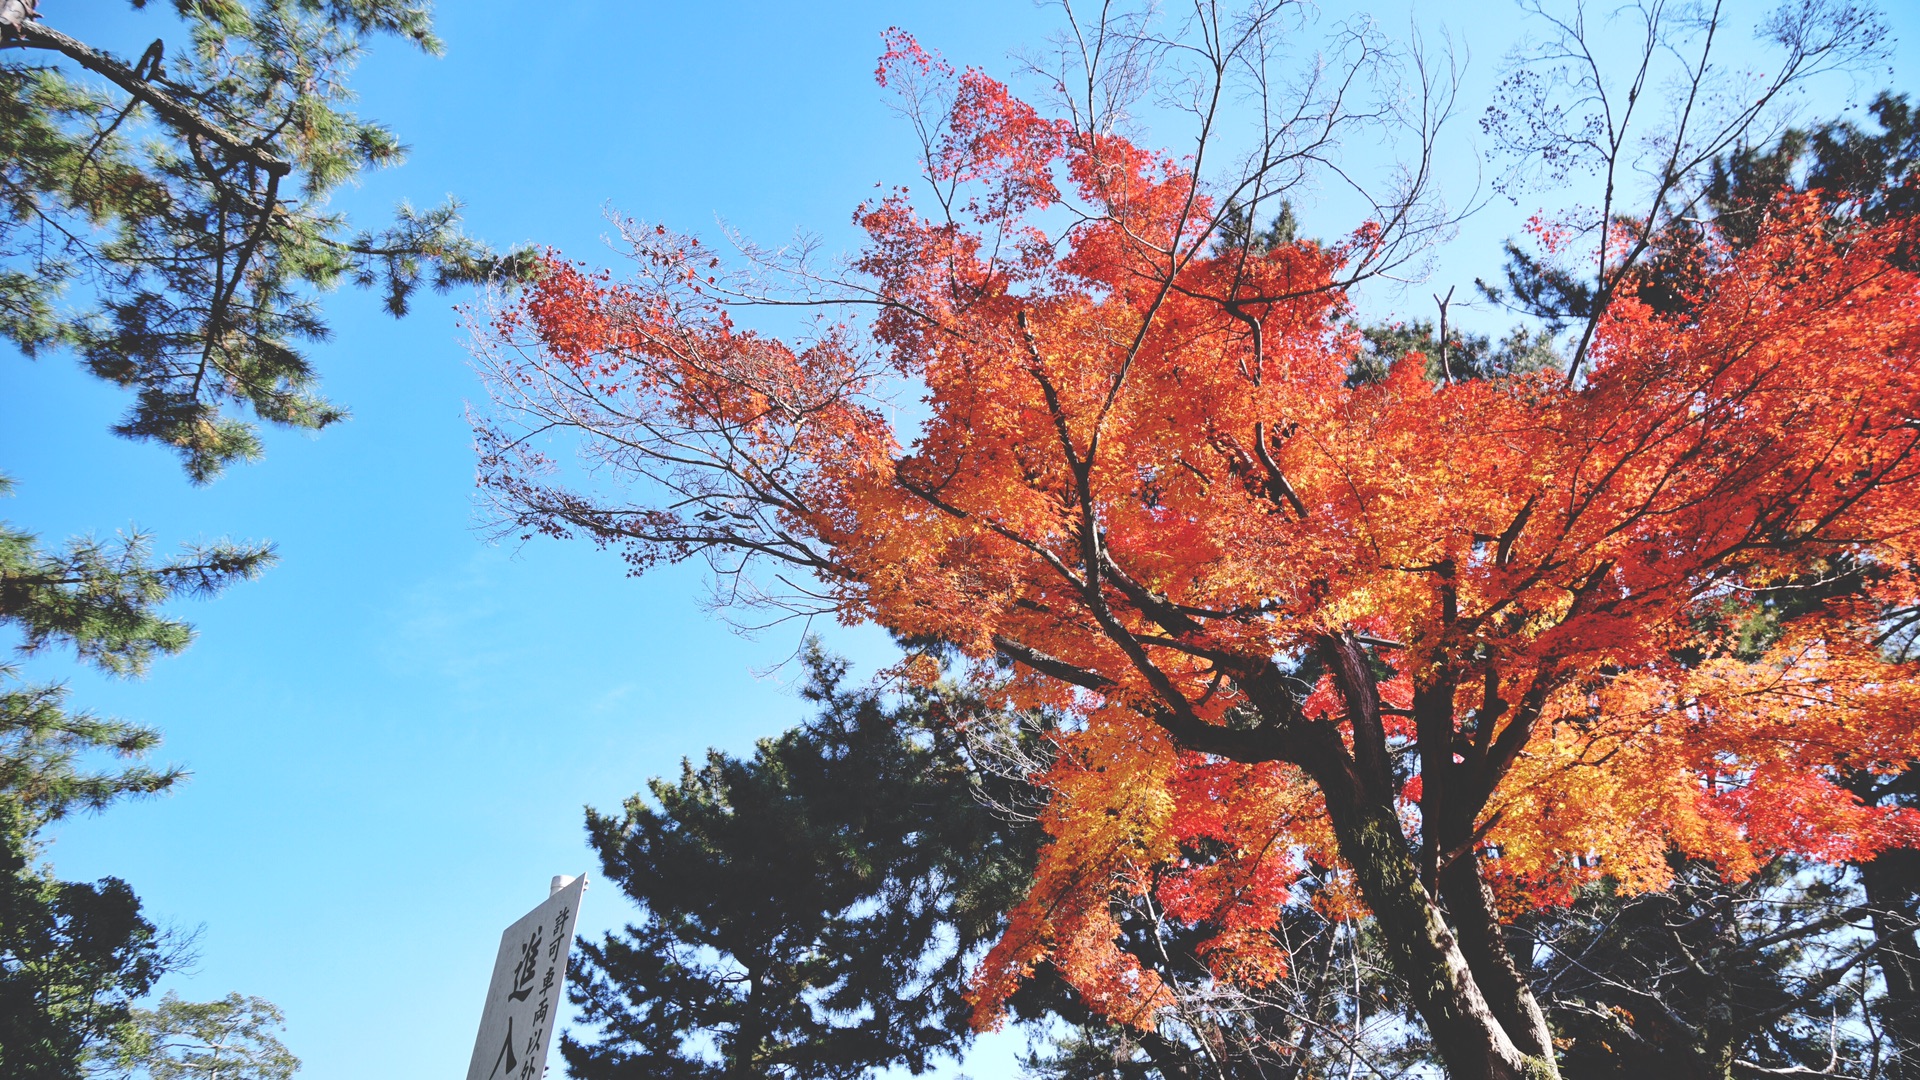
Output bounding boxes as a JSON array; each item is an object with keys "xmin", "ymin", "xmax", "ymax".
[
  {"xmin": 0, "ymin": 473, "xmax": 263, "ymax": 1078},
  {"xmin": 2, "ymin": 1, "xmax": 502, "ymax": 1072},
  {"xmin": 564, "ymin": 646, "xmax": 1037, "ymax": 1080},
  {"xmin": 2, "ymin": 0, "xmax": 526, "ymax": 480}
]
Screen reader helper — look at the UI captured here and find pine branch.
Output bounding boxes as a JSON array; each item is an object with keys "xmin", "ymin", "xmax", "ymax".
[{"xmin": 6, "ymin": 20, "xmax": 292, "ymax": 179}]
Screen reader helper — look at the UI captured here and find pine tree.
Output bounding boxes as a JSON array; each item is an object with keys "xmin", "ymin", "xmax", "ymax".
[
  {"xmin": 0, "ymin": 474, "xmax": 265, "ymax": 1078},
  {"xmin": 570, "ymin": 645, "xmax": 1429, "ymax": 1080},
  {"xmin": 1, "ymin": 1, "xmax": 506, "ymax": 1072},
  {"xmin": 1, "ymin": 0, "xmax": 526, "ymax": 480},
  {"xmin": 1525, "ymin": 858, "xmax": 1875, "ymax": 1080},
  {"xmin": 564, "ymin": 646, "xmax": 1038, "ymax": 1080}
]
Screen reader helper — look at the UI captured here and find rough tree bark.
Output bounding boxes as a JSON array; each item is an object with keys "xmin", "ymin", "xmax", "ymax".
[
  {"xmin": 1295, "ymin": 634, "xmax": 1558, "ymax": 1080},
  {"xmin": 1863, "ymin": 848, "xmax": 1920, "ymax": 1080}
]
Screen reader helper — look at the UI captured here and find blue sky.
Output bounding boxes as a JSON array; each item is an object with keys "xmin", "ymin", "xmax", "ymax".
[{"xmin": 3, "ymin": 2, "xmax": 1917, "ymax": 1078}]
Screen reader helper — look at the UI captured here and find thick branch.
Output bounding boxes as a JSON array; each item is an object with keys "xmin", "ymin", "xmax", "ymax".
[
  {"xmin": 991, "ymin": 635, "xmax": 1291, "ymax": 765},
  {"xmin": 10, "ymin": 20, "xmax": 293, "ymax": 178}
]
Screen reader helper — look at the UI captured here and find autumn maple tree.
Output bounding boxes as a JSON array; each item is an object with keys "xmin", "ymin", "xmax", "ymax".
[{"xmin": 473, "ymin": 8, "xmax": 1920, "ymax": 1079}]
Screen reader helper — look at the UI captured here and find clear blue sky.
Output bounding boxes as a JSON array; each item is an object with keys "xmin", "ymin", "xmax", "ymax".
[{"xmin": 3, "ymin": 2, "xmax": 1916, "ymax": 1078}]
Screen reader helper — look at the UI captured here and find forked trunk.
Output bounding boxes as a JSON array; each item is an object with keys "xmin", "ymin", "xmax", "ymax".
[
  {"xmin": 1439, "ymin": 849, "xmax": 1558, "ymax": 1063},
  {"xmin": 1319, "ymin": 792, "xmax": 1554, "ymax": 1079},
  {"xmin": 1297, "ymin": 636, "xmax": 1558, "ymax": 1080}
]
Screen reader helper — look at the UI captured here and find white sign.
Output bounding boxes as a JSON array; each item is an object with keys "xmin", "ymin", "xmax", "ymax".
[{"xmin": 465, "ymin": 875, "xmax": 587, "ymax": 1080}]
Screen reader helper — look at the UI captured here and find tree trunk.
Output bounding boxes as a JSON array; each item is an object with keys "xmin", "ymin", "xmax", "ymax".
[
  {"xmin": 728, "ymin": 959, "xmax": 769, "ymax": 1080},
  {"xmin": 1295, "ymin": 636, "xmax": 1558, "ymax": 1080},
  {"xmin": 1439, "ymin": 855, "xmax": 1558, "ymax": 1064},
  {"xmin": 1310, "ymin": 762, "xmax": 1554, "ymax": 1080},
  {"xmin": 1863, "ymin": 847, "xmax": 1920, "ymax": 1080}
]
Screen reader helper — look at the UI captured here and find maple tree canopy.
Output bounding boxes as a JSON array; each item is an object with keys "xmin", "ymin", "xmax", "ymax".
[{"xmin": 475, "ymin": 32, "xmax": 1920, "ymax": 1076}]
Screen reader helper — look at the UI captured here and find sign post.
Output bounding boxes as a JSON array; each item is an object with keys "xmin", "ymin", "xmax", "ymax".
[{"xmin": 465, "ymin": 875, "xmax": 587, "ymax": 1080}]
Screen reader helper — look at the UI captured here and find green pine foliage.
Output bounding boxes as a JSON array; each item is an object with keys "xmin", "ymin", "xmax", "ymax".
[
  {"xmin": 2, "ymin": 2, "xmax": 501, "ymax": 1068},
  {"xmin": 563, "ymin": 646, "xmax": 1039, "ymax": 1080},
  {"xmin": 1350, "ymin": 321, "xmax": 1562, "ymax": 387},
  {"xmin": 1525, "ymin": 858, "xmax": 1876, "ymax": 1080},
  {"xmin": 0, "ymin": 464, "xmax": 279, "ymax": 1078},
  {"xmin": 0, "ymin": 671, "xmax": 178, "ymax": 833},
  {"xmin": 0, "ymin": 837, "xmax": 179, "ymax": 1080},
  {"xmin": 1482, "ymin": 92, "xmax": 1920, "ymax": 326},
  {"xmin": 566, "ymin": 645, "xmax": 1428, "ymax": 1080},
  {"xmin": 1212, "ymin": 198, "xmax": 1299, "ymax": 256},
  {"xmin": 1, "ymin": 0, "xmax": 528, "ymax": 481},
  {"xmin": 0, "ymin": 668, "xmax": 186, "ymax": 1080},
  {"xmin": 0, "ymin": 478, "xmax": 273, "ymax": 677},
  {"xmin": 0, "ymin": 659, "xmax": 184, "ymax": 1080},
  {"xmin": 1209, "ymin": 201, "xmax": 1568, "ymax": 389}
]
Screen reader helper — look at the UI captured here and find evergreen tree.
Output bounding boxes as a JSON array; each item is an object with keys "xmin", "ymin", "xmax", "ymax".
[
  {"xmin": 0, "ymin": 477, "xmax": 266, "ymax": 1079},
  {"xmin": 0, "ymin": 479, "xmax": 272, "ymax": 678},
  {"xmin": 1, "ymin": 0, "xmax": 526, "ymax": 480},
  {"xmin": 1525, "ymin": 858, "xmax": 1875, "ymax": 1080},
  {"xmin": 1, "ymin": 1, "xmax": 502, "ymax": 1070},
  {"xmin": 107, "ymin": 991, "xmax": 300, "ymax": 1080},
  {"xmin": 569, "ymin": 644, "xmax": 1430, "ymax": 1080},
  {"xmin": 1211, "ymin": 198, "xmax": 1299, "ymax": 256},
  {"xmin": 0, "ymin": 835, "xmax": 178, "ymax": 1080},
  {"xmin": 1481, "ymin": 92, "xmax": 1920, "ymax": 327},
  {"xmin": 1214, "ymin": 202, "xmax": 1567, "ymax": 391},
  {"xmin": 564, "ymin": 647, "xmax": 1038, "ymax": 1080},
  {"xmin": 1349, "ymin": 321, "xmax": 1561, "ymax": 387},
  {"xmin": 1016, "ymin": 881, "xmax": 1424, "ymax": 1080}
]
